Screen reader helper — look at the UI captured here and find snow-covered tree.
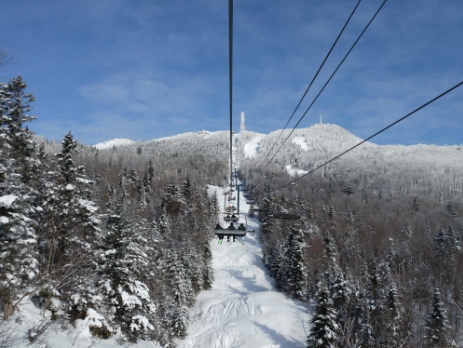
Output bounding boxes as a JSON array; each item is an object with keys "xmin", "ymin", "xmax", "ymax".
[
  {"xmin": 424, "ymin": 287, "xmax": 456, "ymax": 347},
  {"xmin": 0, "ymin": 77, "xmax": 39, "ymax": 319},
  {"xmin": 383, "ymin": 283, "xmax": 404, "ymax": 348},
  {"xmin": 282, "ymin": 226, "xmax": 308, "ymax": 300},
  {"xmin": 33, "ymin": 131, "xmax": 103, "ymax": 323},
  {"xmin": 97, "ymin": 211, "xmax": 156, "ymax": 342},
  {"xmin": 307, "ymin": 283, "xmax": 339, "ymax": 348}
]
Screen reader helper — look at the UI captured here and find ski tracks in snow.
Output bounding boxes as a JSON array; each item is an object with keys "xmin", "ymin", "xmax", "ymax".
[{"xmin": 177, "ymin": 186, "xmax": 311, "ymax": 348}]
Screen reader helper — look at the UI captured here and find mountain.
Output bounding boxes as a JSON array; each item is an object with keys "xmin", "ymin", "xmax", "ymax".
[
  {"xmin": 93, "ymin": 138, "xmax": 135, "ymax": 149},
  {"xmin": 6, "ymin": 122, "xmax": 461, "ymax": 347}
]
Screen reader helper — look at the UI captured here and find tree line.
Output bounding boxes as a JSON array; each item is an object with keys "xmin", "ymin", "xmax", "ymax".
[
  {"xmin": 240, "ymin": 138, "xmax": 463, "ymax": 347},
  {"xmin": 0, "ymin": 77, "xmax": 226, "ymax": 346}
]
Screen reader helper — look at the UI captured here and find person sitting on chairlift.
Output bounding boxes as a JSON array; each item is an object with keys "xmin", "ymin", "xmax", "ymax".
[
  {"xmin": 215, "ymin": 223, "xmax": 222, "ymax": 229},
  {"xmin": 238, "ymin": 223, "xmax": 246, "ymax": 231},
  {"xmin": 227, "ymin": 222, "xmax": 236, "ymax": 241},
  {"xmin": 231, "ymin": 214, "xmax": 236, "ymax": 218}
]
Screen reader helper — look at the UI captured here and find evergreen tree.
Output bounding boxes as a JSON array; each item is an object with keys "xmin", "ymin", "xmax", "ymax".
[
  {"xmin": 307, "ymin": 283, "xmax": 339, "ymax": 348},
  {"xmin": 282, "ymin": 226, "xmax": 307, "ymax": 300},
  {"xmin": 35, "ymin": 132, "xmax": 102, "ymax": 323},
  {"xmin": 165, "ymin": 249, "xmax": 190, "ymax": 339},
  {"xmin": 424, "ymin": 287, "xmax": 456, "ymax": 347},
  {"xmin": 383, "ymin": 283, "xmax": 404, "ymax": 348},
  {"xmin": 201, "ymin": 235, "xmax": 214, "ymax": 290},
  {"xmin": 98, "ymin": 210, "xmax": 156, "ymax": 342},
  {"xmin": 0, "ymin": 78, "xmax": 39, "ymax": 319}
]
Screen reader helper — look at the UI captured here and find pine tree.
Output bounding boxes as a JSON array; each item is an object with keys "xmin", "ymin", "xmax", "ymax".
[
  {"xmin": 307, "ymin": 283, "xmax": 339, "ymax": 348},
  {"xmin": 424, "ymin": 287, "xmax": 456, "ymax": 347},
  {"xmin": 35, "ymin": 131, "xmax": 103, "ymax": 322},
  {"xmin": 98, "ymin": 210, "xmax": 156, "ymax": 342},
  {"xmin": 383, "ymin": 283, "xmax": 403, "ymax": 348},
  {"xmin": 0, "ymin": 77, "xmax": 39, "ymax": 319},
  {"xmin": 159, "ymin": 249, "xmax": 189, "ymax": 340},
  {"xmin": 282, "ymin": 226, "xmax": 308, "ymax": 300},
  {"xmin": 201, "ymin": 236, "xmax": 214, "ymax": 290},
  {"xmin": 323, "ymin": 235, "xmax": 353, "ymax": 347}
]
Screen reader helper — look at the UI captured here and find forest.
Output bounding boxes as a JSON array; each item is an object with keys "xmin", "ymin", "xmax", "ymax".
[{"xmin": 1, "ymin": 76, "xmax": 463, "ymax": 347}]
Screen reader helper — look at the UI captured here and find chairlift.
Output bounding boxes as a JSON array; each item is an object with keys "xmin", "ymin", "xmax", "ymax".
[
  {"xmin": 246, "ymin": 199, "xmax": 255, "ymax": 204},
  {"xmin": 224, "ymin": 214, "xmax": 239, "ymax": 222},
  {"xmin": 272, "ymin": 212, "xmax": 301, "ymax": 220},
  {"xmin": 215, "ymin": 212, "xmax": 248, "ymax": 241}
]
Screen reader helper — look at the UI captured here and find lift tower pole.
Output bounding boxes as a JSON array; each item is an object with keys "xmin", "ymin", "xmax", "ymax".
[{"xmin": 228, "ymin": 0, "xmax": 233, "ymax": 185}]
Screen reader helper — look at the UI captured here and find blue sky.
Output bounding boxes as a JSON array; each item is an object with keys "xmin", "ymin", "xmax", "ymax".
[{"xmin": 1, "ymin": 0, "xmax": 462, "ymax": 146}]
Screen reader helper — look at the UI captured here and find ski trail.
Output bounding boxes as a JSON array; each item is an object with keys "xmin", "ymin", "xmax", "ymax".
[{"xmin": 178, "ymin": 185, "xmax": 311, "ymax": 348}]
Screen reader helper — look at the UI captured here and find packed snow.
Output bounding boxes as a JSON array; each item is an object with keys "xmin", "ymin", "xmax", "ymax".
[
  {"xmin": 181, "ymin": 186, "xmax": 312, "ymax": 348},
  {"xmin": 244, "ymin": 135, "xmax": 264, "ymax": 158},
  {"xmin": 292, "ymin": 137, "xmax": 309, "ymax": 151}
]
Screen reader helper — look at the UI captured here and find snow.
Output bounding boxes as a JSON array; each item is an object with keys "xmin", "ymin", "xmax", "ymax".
[
  {"xmin": 78, "ymin": 198, "xmax": 99, "ymax": 213},
  {"xmin": 244, "ymin": 135, "xmax": 264, "ymax": 158},
  {"xmin": 292, "ymin": 136, "xmax": 309, "ymax": 151},
  {"xmin": 177, "ymin": 185, "xmax": 311, "ymax": 347},
  {"xmin": 286, "ymin": 165, "xmax": 309, "ymax": 177},
  {"xmin": 5, "ymin": 184, "xmax": 311, "ymax": 347},
  {"xmin": 0, "ymin": 194, "xmax": 18, "ymax": 208},
  {"xmin": 93, "ymin": 138, "xmax": 135, "ymax": 149}
]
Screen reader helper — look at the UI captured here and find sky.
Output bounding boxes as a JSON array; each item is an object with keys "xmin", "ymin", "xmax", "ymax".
[{"xmin": 1, "ymin": 0, "xmax": 462, "ymax": 146}]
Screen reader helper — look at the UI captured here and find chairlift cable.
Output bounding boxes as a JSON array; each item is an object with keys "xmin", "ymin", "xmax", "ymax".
[
  {"xmin": 229, "ymin": 0, "xmax": 234, "ymax": 184},
  {"xmin": 261, "ymin": 0, "xmax": 388, "ymax": 173},
  {"xmin": 258, "ymin": 0, "xmax": 363, "ymax": 171},
  {"xmin": 269, "ymin": 79, "xmax": 463, "ymax": 193}
]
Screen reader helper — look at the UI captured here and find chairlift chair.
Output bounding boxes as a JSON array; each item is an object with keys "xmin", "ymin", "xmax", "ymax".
[
  {"xmin": 272, "ymin": 212, "xmax": 301, "ymax": 220},
  {"xmin": 224, "ymin": 214, "xmax": 239, "ymax": 222},
  {"xmin": 215, "ymin": 212, "xmax": 248, "ymax": 239}
]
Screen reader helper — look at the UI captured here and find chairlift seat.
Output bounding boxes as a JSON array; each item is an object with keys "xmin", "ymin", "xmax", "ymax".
[
  {"xmin": 214, "ymin": 228, "xmax": 247, "ymax": 237},
  {"xmin": 224, "ymin": 216, "xmax": 239, "ymax": 222},
  {"xmin": 273, "ymin": 213, "xmax": 301, "ymax": 220}
]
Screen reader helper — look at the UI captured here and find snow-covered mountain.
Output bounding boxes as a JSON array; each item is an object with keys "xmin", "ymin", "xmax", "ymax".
[
  {"xmin": 93, "ymin": 138, "xmax": 135, "ymax": 149},
  {"xmin": 7, "ymin": 123, "xmax": 460, "ymax": 347}
]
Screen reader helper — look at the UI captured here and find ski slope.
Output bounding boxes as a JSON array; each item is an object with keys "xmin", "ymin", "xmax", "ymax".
[
  {"xmin": 179, "ymin": 186, "xmax": 311, "ymax": 348},
  {"xmin": 244, "ymin": 135, "xmax": 264, "ymax": 158}
]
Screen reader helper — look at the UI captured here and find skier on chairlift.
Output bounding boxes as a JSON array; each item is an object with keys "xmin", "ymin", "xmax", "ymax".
[
  {"xmin": 227, "ymin": 222, "xmax": 236, "ymax": 242},
  {"xmin": 215, "ymin": 223, "xmax": 224, "ymax": 244}
]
